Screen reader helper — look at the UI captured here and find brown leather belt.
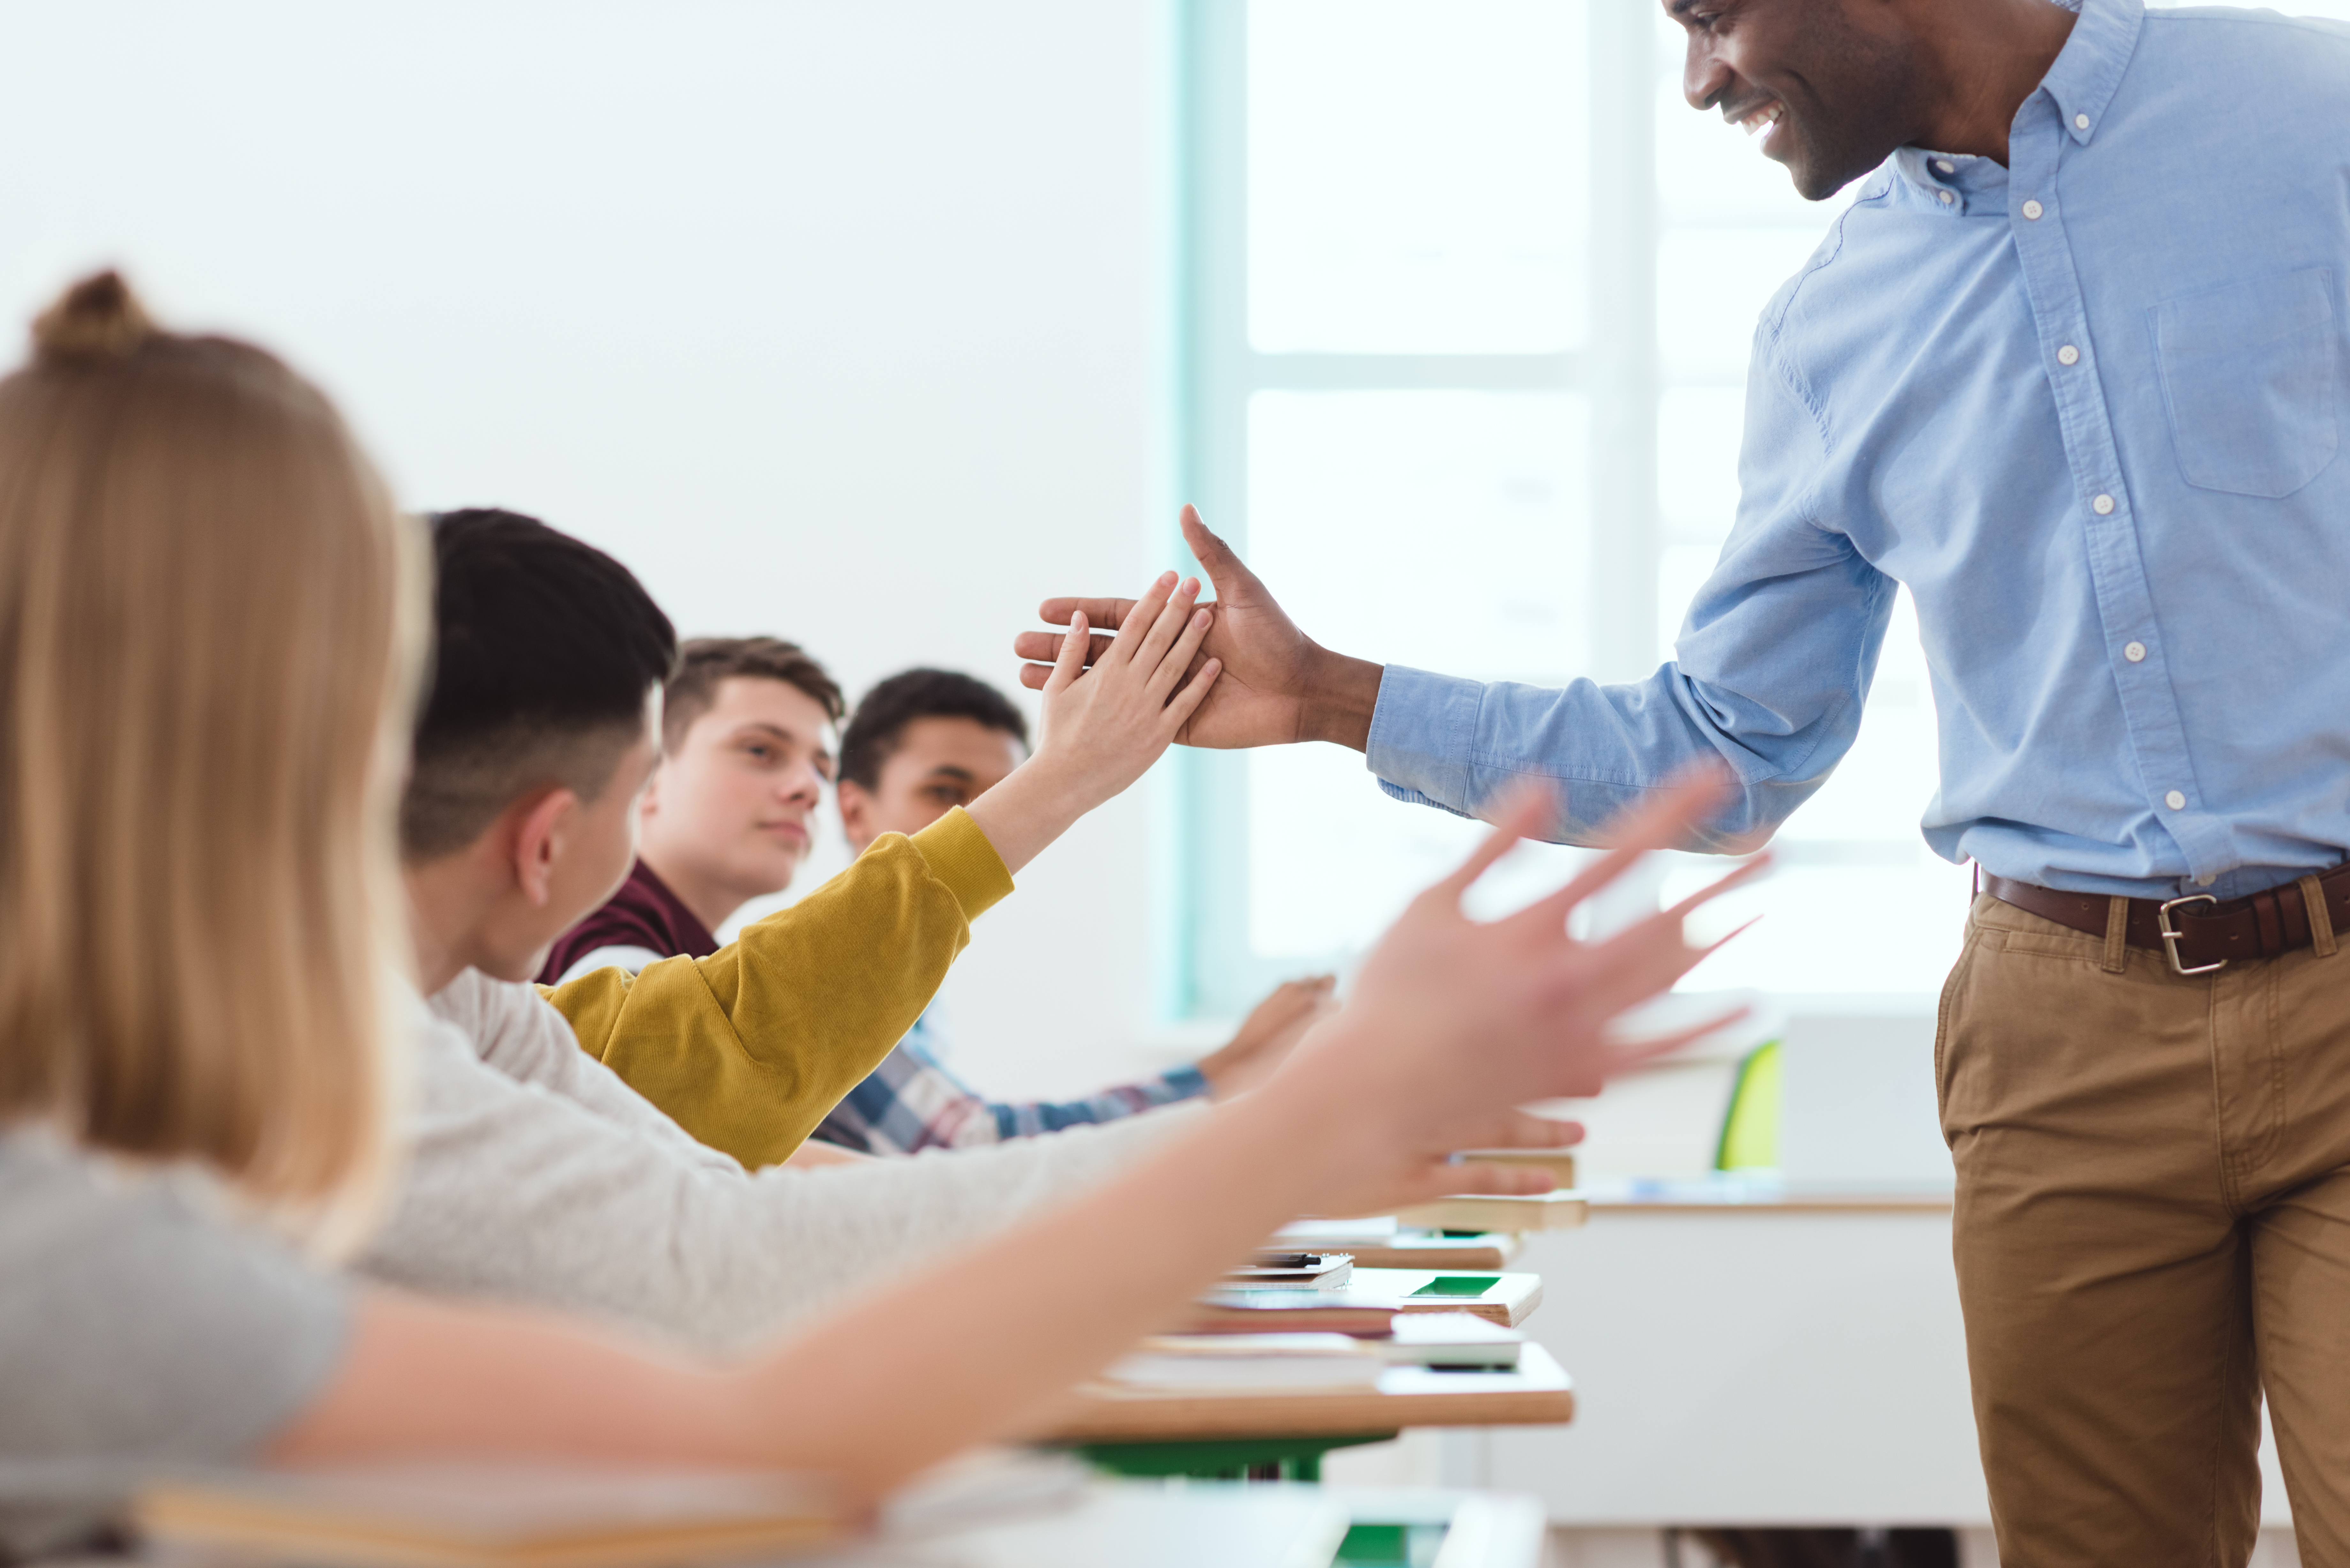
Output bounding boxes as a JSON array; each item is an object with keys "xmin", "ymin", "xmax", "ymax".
[{"xmin": 1982, "ymin": 865, "xmax": 2350, "ymax": 976}]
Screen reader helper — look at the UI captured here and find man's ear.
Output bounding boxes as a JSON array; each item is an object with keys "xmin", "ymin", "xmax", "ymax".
[
  {"xmin": 509, "ymin": 786, "xmax": 581, "ymax": 908},
  {"xmin": 836, "ymin": 780, "xmax": 876, "ymax": 852}
]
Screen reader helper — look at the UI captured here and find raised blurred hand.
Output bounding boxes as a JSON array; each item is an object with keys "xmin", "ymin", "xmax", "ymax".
[
  {"xmin": 1194, "ymin": 974, "xmax": 1339, "ymax": 1099},
  {"xmin": 1012, "ymin": 504, "xmax": 1384, "ymax": 751},
  {"xmin": 1262, "ymin": 769, "xmax": 1765, "ymax": 1219}
]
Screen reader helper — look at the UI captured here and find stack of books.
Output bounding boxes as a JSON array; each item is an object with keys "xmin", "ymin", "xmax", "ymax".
[{"xmin": 1098, "ymin": 1312, "xmax": 1524, "ymax": 1395}]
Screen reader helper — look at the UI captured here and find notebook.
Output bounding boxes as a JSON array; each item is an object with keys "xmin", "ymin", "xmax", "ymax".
[
  {"xmin": 135, "ymin": 1465, "xmax": 838, "ymax": 1568},
  {"xmin": 1102, "ymin": 1333, "xmax": 1387, "ymax": 1391},
  {"xmin": 1382, "ymin": 1312, "xmax": 1524, "ymax": 1368},
  {"xmin": 1219, "ymin": 1251, "xmax": 1353, "ymax": 1289},
  {"xmin": 1175, "ymin": 1293, "xmax": 1401, "ymax": 1338}
]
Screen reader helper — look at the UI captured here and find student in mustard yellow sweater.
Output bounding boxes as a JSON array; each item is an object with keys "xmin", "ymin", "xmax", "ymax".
[{"xmin": 404, "ymin": 510, "xmax": 1218, "ymax": 1170}]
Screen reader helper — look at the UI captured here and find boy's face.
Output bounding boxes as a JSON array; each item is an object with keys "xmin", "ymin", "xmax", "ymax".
[
  {"xmin": 639, "ymin": 675, "xmax": 837, "ymax": 907},
  {"xmin": 837, "ymin": 716, "xmax": 1024, "ymax": 856}
]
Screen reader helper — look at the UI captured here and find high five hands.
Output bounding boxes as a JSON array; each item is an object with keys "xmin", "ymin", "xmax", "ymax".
[{"xmin": 1012, "ymin": 504, "xmax": 1385, "ymax": 752}]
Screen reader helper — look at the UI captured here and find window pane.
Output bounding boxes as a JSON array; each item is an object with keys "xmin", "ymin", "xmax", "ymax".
[
  {"xmin": 1244, "ymin": 389, "xmax": 1588, "ymax": 957},
  {"xmin": 1247, "ymin": 390, "xmax": 1588, "ymax": 681},
  {"xmin": 1247, "ymin": 0, "xmax": 1589, "ymax": 354}
]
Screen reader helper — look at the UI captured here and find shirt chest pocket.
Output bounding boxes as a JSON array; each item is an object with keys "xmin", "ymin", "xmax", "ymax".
[{"xmin": 2150, "ymin": 267, "xmax": 2341, "ymax": 498}]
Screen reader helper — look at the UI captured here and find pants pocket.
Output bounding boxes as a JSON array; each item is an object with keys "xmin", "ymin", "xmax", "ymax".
[
  {"xmin": 2152, "ymin": 267, "xmax": 2341, "ymax": 498},
  {"xmin": 1934, "ymin": 923, "xmax": 1982, "ymax": 1147}
]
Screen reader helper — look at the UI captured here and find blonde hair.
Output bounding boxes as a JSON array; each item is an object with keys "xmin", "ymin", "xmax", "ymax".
[{"xmin": 0, "ymin": 272, "xmax": 419, "ymax": 1243}]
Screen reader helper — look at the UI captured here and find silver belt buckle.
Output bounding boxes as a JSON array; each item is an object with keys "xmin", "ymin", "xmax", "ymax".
[{"xmin": 2158, "ymin": 893, "xmax": 2225, "ymax": 976}]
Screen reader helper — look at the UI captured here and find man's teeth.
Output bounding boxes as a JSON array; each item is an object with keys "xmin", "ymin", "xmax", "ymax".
[{"xmin": 1741, "ymin": 102, "xmax": 1783, "ymax": 137}]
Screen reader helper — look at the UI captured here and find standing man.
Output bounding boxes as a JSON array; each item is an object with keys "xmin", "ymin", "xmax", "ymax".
[{"xmin": 1020, "ymin": 1, "xmax": 2350, "ymax": 1559}]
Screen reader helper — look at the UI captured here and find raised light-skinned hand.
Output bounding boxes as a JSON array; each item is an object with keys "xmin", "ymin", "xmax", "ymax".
[
  {"xmin": 1192, "ymin": 974, "xmax": 1338, "ymax": 1099},
  {"xmin": 961, "ymin": 569, "xmax": 1221, "ymax": 873},
  {"xmin": 1011, "ymin": 504, "xmax": 1383, "ymax": 751}
]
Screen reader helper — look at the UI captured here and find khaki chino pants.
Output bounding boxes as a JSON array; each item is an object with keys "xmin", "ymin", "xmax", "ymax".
[{"xmin": 1939, "ymin": 893, "xmax": 2350, "ymax": 1566}]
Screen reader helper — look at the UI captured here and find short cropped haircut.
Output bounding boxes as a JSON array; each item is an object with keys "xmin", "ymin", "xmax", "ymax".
[
  {"xmin": 663, "ymin": 637, "xmax": 845, "ymax": 754},
  {"xmin": 400, "ymin": 509, "xmax": 677, "ymax": 861},
  {"xmin": 838, "ymin": 668, "xmax": 1030, "ymax": 791}
]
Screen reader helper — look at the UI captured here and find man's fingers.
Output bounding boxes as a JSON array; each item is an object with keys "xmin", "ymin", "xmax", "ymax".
[
  {"xmin": 1012, "ymin": 629, "xmax": 1116, "ymax": 667},
  {"xmin": 1178, "ymin": 504, "xmax": 1257, "ymax": 599},
  {"xmin": 1037, "ymin": 596, "xmax": 1139, "ymax": 629},
  {"xmin": 1018, "ymin": 661, "xmax": 1052, "ymax": 691}
]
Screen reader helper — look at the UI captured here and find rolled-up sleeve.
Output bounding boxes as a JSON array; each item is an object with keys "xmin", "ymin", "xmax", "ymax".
[{"xmin": 1367, "ymin": 341, "xmax": 1895, "ymax": 851}]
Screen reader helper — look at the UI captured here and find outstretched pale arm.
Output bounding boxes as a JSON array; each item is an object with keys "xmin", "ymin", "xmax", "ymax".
[{"xmin": 277, "ymin": 777, "xmax": 1759, "ymax": 1506}]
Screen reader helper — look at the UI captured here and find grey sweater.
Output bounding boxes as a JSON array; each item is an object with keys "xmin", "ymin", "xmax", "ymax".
[{"xmin": 357, "ymin": 972, "xmax": 1202, "ymax": 1356}]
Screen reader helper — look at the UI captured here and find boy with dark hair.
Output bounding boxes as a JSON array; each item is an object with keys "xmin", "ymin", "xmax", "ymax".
[{"xmin": 538, "ymin": 637, "xmax": 844, "ymax": 984}]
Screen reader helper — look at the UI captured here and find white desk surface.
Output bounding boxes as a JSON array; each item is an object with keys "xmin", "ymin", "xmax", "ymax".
[{"xmin": 813, "ymin": 1481, "xmax": 1549, "ymax": 1568}]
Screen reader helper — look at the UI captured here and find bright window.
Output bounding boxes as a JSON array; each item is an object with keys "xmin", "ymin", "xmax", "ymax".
[{"xmin": 1174, "ymin": 0, "xmax": 1979, "ymax": 1019}]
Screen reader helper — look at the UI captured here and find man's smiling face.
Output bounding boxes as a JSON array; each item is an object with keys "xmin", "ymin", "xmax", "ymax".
[{"xmin": 1667, "ymin": 0, "xmax": 1925, "ymax": 201}]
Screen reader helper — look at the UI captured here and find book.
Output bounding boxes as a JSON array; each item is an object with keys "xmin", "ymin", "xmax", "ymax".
[
  {"xmin": 1174, "ymin": 1293, "xmax": 1401, "ymax": 1338},
  {"xmin": 1102, "ymin": 1332, "xmax": 1387, "ymax": 1392},
  {"xmin": 1220, "ymin": 1251, "xmax": 1353, "ymax": 1289},
  {"xmin": 1381, "ymin": 1311, "xmax": 1525, "ymax": 1368},
  {"xmin": 135, "ymin": 1465, "xmax": 838, "ymax": 1568},
  {"xmin": 1449, "ymin": 1148, "xmax": 1577, "ymax": 1186},
  {"xmin": 1270, "ymin": 1217, "xmax": 1397, "ymax": 1250},
  {"xmin": 1265, "ymin": 1219, "xmax": 1520, "ymax": 1270},
  {"xmin": 1394, "ymin": 1189, "xmax": 1589, "ymax": 1234}
]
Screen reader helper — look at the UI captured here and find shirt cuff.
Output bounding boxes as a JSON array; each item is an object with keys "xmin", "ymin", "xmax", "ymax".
[
  {"xmin": 1365, "ymin": 664, "xmax": 1489, "ymax": 816},
  {"xmin": 1159, "ymin": 1064, "xmax": 1212, "ymax": 1100},
  {"xmin": 912, "ymin": 807, "xmax": 1017, "ymax": 922}
]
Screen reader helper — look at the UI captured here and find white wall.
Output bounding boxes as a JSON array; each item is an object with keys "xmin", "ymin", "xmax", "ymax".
[{"xmin": 0, "ymin": 0, "xmax": 1185, "ymax": 1095}]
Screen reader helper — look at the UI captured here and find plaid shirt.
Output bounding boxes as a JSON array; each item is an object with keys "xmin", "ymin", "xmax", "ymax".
[{"xmin": 811, "ymin": 1011, "xmax": 1210, "ymax": 1156}]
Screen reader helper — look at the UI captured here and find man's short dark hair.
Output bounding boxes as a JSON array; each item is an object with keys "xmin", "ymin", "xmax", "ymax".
[
  {"xmin": 838, "ymin": 669, "xmax": 1030, "ymax": 791},
  {"xmin": 663, "ymin": 637, "xmax": 845, "ymax": 754},
  {"xmin": 401, "ymin": 508, "xmax": 678, "ymax": 860}
]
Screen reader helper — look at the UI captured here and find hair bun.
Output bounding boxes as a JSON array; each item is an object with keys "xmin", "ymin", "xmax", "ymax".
[{"xmin": 32, "ymin": 270, "xmax": 155, "ymax": 364}]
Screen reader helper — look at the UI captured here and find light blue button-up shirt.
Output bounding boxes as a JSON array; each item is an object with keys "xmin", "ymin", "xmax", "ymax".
[{"xmin": 1368, "ymin": 0, "xmax": 2350, "ymax": 900}]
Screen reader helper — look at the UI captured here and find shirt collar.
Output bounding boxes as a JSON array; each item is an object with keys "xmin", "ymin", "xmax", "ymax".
[{"xmin": 2037, "ymin": 0, "xmax": 2143, "ymax": 146}]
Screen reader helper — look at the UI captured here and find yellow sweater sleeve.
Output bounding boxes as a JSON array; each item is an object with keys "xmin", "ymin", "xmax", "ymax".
[{"xmin": 544, "ymin": 808, "xmax": 1015, "ymax": 1169}]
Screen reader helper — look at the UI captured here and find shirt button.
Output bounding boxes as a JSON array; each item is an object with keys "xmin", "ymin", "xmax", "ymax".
[
  {"xmin": 1933, "ymin": 159, "xmax": 1956, "ymax": 175},
  {"xmin": 2022, "ymin": 199, "xmax": 2045, "ymax": 220},
  {"xmin": 2093, "ymin": 494, "xmax": 2117, "ymax": 515},
  {"xmin": 2058, "ymin": 344, "xmax": 2081, "ymax": 366},
  {"xmin": 2165, "ymin": 790, "xmax": 2187, "ymax": 811},
  {"xmin": 2075, "ymin": 113, "xmax": 2091, "ymax": 132},
  {"xmin": 1938, "ymin": 189, "xmax": 1956, "ymax": 206},
  {"xmin": 2125, "ymin": 641, "xmax": 2146, "ymax": 662}
]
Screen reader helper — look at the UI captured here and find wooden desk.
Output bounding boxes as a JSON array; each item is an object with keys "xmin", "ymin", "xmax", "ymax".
[{"xmin": 1029, "ymin": 1344, "xmax": 1575, "ymax": 1447}]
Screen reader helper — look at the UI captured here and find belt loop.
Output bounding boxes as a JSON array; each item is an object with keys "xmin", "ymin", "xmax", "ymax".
[
  {"xmin": 2301, "ymin": 874, "xmax": 2337, "ymax": 958},
  {"xmin": 2102, "ymin": 895, "xmax": 2131, "ymax": 974}
]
